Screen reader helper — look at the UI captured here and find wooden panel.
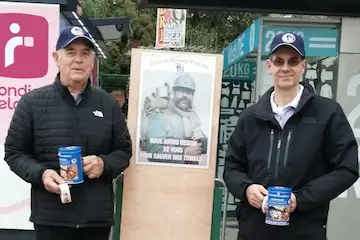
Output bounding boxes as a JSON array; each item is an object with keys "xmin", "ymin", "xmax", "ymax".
[{"xmin": 120, "ymin": 49, "xmax": 223, "ymax": 240}]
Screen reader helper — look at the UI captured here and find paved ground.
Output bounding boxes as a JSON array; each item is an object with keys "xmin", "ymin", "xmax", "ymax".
[
  {"xmin": 224, "ymin": 217, "xmax": 238, "ymax": 239},
  {"xmin": 225, "ymin": 229, "xmax": 237, "ymax": 239}
]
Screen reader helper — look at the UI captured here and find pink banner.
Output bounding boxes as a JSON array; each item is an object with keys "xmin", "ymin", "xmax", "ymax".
[{"xmin": 0, "ymin": 1, "xmax": 59, "ymax": 230}]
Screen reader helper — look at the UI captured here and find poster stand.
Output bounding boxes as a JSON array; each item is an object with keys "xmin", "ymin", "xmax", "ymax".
[{"xmin": 120, "ymin": 48, "xmax": 223, "ymax": 240}]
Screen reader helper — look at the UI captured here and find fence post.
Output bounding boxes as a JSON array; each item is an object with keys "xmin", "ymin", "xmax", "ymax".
[
  {"xmin": 112, "ymin": 173, "xmax": 124, "ymax": 240},
  {"xmin": 211, "ymin": 178, "xmax": 229, "ymax": 240},
  {"xmin": 211, "ymin": 184, "xmax": 223, "ymax": 240}
]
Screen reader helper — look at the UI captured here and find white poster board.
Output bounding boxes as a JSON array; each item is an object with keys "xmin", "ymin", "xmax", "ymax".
[
  {"xmin": 135, "ymin": 51, "xmax": 216, "ymax": 169},
  {"xmin": 120, "ymin": 49, "xmax": 223, "ymax": 240}
]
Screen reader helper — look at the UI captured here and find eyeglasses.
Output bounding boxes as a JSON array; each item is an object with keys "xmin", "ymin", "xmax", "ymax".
[{"xmin": 270, "ymin": 57, "xmax": 304, "ymax": 67}]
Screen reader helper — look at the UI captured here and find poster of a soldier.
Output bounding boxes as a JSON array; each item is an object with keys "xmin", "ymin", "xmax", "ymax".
[{"xmin": 136, "ymin": 52, "xmax": 216, "ymax": 169}]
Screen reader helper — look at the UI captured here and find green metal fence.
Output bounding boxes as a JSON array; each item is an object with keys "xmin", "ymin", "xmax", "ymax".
[
  {"xmin": 112, "ymin": 174, "xmax": 124, "ymax": 240},
  {"xmin": 211, "ymin": 178, "xmax": 228, "ymax": 240},
  {"xmin": 99, "ymin": 73, "xmax": 129, "ymax": 93},
  {"xmin": 110, "ymin": 174, "xmax": 229, "ymax": 240}
]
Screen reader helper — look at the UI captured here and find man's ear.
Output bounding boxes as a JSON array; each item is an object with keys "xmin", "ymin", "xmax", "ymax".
[
  {"xmin": 52, "ymin": 51, "xmax": 60, "ymax": 67},
  {"xmin": 301, "ymin": 59, "xmax": 307, "ymax": 74},
  {"xmin": 266, "ymin": 58, "xmax": 272, "ymax": 75}
]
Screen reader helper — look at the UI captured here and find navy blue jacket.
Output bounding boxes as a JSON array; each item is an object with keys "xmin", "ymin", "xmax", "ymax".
[{"xmin": 224, "ymin": 83, "xmax": 359, "ymax": 240}]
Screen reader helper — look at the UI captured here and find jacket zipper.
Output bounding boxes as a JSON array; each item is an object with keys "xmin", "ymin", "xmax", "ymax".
[
  {"xmin": 283, "ymin": 130, "xmax": 293, "ymax": 167},
  {"xmin": 72, "ymin": 105, "xmax": 77, "ymax": 145},
  {"xmin": 274, "ymin": 132, "xmax": 283, "ymax": 178},
  {"xmin": 267, "ymin": 129, "xmax": 275, "ymax": 169}
]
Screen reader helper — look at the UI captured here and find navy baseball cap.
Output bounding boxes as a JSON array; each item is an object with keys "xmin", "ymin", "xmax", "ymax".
[
  {"xmin": 56, "ymin": 26, "xmax": 95, "ymax": 51},
  {"xmin": 269, "ymin": 32, "xmax": 305, "ymax": 57}
]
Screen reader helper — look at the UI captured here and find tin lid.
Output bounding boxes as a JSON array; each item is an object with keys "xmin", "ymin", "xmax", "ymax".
[
  {"xmin": 58, "ymin": 146, "xmax": 81, "ymax": 152},
  {"xmin": 268, "ymin": 186, "xmax": 292, "ymax": 193}
]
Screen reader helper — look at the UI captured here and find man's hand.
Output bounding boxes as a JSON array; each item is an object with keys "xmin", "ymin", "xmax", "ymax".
[
  {"xmin": 246, "ymin": 184, "xmax": 268, "ymax": 209},
  {"xmin": 82, "ymin": 155, "xmax": 104, "ymax": 179},
  {"xmin": 42, "ymin": 169, "xmax": 65, "ymax": 194},
  {"xmin": 191, "ymin": 127, "xmax": 205, "ymax": 140},
  {"xmin": 290, "ymin": 193, "xmax": 297, "ymax": 212},
  {"xmin": 261, "ymin": 193, "xmax": 297, "ymax": 213},
  {"xmin": 184, "ymin": 146, "xmax": 202, "ymax": 156}
]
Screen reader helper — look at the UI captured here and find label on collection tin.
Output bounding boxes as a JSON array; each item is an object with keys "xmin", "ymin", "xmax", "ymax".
[
  {"xmin": 265, "ymin": 186, "xmax": 292, "ymax": 226},
  {"xmin": 58, "ymin": 146, "xmax": 83, "ymax": 184}
]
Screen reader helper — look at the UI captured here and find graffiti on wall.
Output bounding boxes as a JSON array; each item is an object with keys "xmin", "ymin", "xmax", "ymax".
[{"xmin": 217, "ymin": 80, "xmax": 255, "ymax": 211}]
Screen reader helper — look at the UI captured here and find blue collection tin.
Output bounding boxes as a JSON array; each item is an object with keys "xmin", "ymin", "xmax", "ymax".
[
  {"xmin": 58, "ymin": 146, "xmax": 83, "ymax": 184},
  {"xmin": 265, "ymin": 186, "xmax": 292, "ymax": 226}
]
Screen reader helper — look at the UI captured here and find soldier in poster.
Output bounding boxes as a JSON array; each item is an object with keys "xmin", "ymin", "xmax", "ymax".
[
  {"xmin": 139, "ymin": 73, "xmax": 208, "ymax": 166},
  {"xmin": 136, "ymin": 55, "xmax": 215, "ymax": 169}
]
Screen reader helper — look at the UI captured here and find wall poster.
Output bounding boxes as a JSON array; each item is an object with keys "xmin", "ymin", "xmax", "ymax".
[
  {"xmin": 135, "ymin": 51, "xmax": 217, "ymax": 169},
  {"xmin": 155, "ymin": 8, "xmax": 186, "ymax": 49}
]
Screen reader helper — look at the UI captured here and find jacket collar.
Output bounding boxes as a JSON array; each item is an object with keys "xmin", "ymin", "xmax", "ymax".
[
  {"xmin": 53, "ymin": 73, "xmax": 92, "ymax": 100},
  {"xmin": 248, "ymin": 82, "xmax": 315, "ymax": 122}
]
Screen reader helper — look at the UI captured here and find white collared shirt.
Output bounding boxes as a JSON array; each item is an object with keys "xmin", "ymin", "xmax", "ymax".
[{"xmin": 270, "ymin": 85, "xmax": 304, "ymax": 129}]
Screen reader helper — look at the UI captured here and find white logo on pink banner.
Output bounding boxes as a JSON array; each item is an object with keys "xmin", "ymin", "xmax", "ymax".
[{"xmin": 5, "ymin": 23, "xmax": 35, "ymax": 68}]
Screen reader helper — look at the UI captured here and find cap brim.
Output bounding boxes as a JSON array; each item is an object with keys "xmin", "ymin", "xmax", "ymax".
[
  {"xmin": 59, "ymin": 36, "xmax": 95, "ymax": 50},
  {"xmin": 269, "ymin": 43, "xmax": 305, "ymax": 57}
]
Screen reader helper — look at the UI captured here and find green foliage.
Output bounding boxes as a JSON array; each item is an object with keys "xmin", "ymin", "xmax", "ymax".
[
  {"xmin": 185, "ymin": 11, "xmax": 263, "ymax": 53},
  {"xmin": 80, "ymin": 0, "xmax": 264, "ymax": 74}
]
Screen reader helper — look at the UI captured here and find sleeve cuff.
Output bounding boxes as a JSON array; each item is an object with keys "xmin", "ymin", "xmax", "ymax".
[
  {"xmin": 36, "ymin": 166, "xmax": 48, "ymax": 185},
  {"xmin": 99, "ymin": 155, "xmax": 112, "ymax": 178}
]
